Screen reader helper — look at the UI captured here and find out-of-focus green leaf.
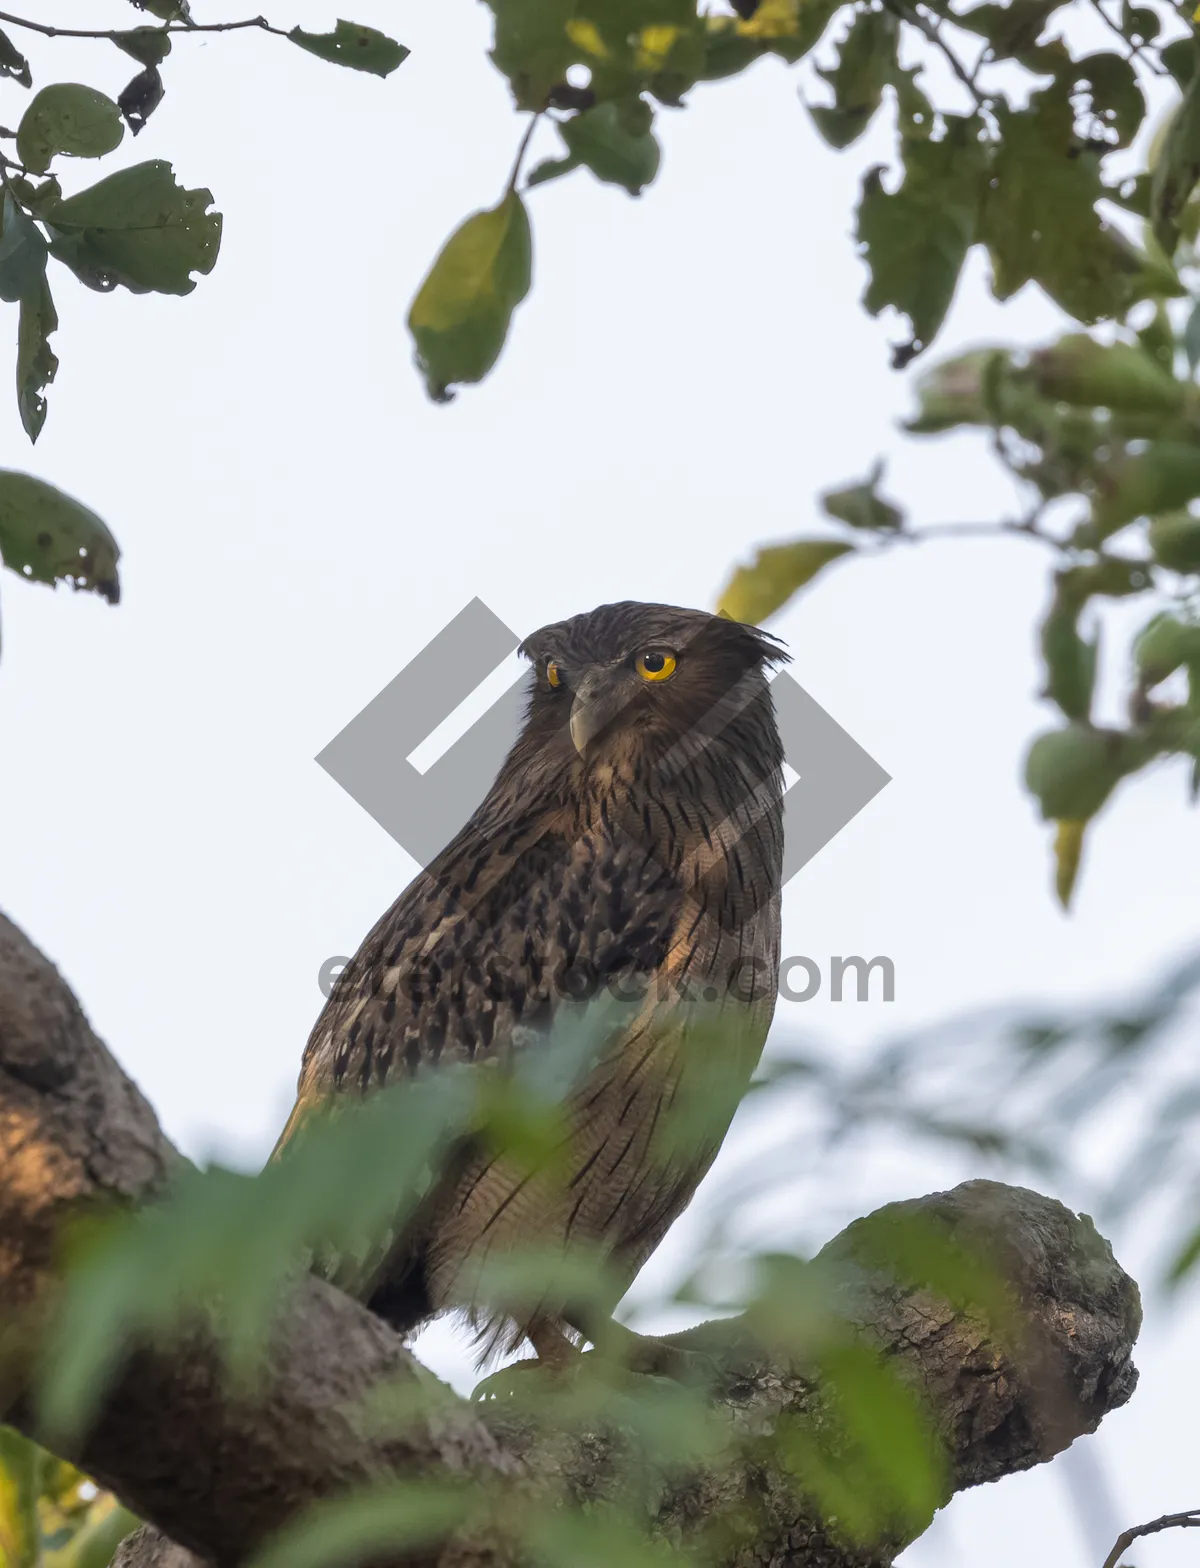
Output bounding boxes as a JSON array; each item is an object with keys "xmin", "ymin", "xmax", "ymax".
[
  {"xmin": 777, "ymin": 1342, "xmax": 946, "ymax": 1545},
  {"xmin": 16, "ymin": 85, "xmax": 124, "ymax": 176},
  {"xmin": 857, "ymin": 118, "xmax": 986, "ymax": 367},
  {"xmin": 248, "ymin": 1484, "xmax": 468, "ymax": 1568},
  {"xmin": 0, "ymin": 1428, "xmax": 42, "ymax": 1568},
  {"xmin": 1090, "ymin": 443, "xmax": 1200, "ymax": 538},
  {"xmin": 806, "ymin": 9, "xmax": 897, "ymax": 149},
  {"xmin": 408, "ymin": 191, "xmax": 532, "ymax": 401},
  {"xmin": 487, "ymin": 0, "xmax": 577, "ymax": 109},
  {"xmin": 287, "ymin": 21, "xmax": 410, "ymax": 77},
  {"xmin": 1134, "ymin": 610, "xmax": 1200, "ymax": 683},
  {"xmin": 560, "ymin": 100, "xmax": 660, "ymax": 194},
  {"xmin": 1041, "ymin": 579, "xmax": 1098, "ymax": 722},
  {"xmin": 17, "ymin": 272, "xmax": 58, "ymax": 444},
  {"xmin": 1027, "ymin": 333, "xmax": 1183, "ymax": 415},
  {"xmin": 112, "ymin": 27, "xmax": 172, "ymax": 67},
  {"xmin": 1024, "ymin": 724, "xmax": 1129, "ymax": 820},
  {"xmin": 0, "ymin": 470, "xmax": 118, "ymax": 601},
  {"xmin": 1152, "ymin": 43, "xmax": 1200, "ymax": 255},
  {"xmin": 821, "ymin": 461, "xmax": 904, "ymax": 531},
  {"xmin": 1053, "ymin": 818, "xmax": 1086, "ymax": 909},
  {"xmin": 44, "ymin": 160, "xmax": 221, "ymax": 296},
  {"xmin": 905, "ymin": 347, "xmax": 1008, "ymax": 433},
  {"xmin": 982, "ymin": 81, "xmax": 1181, "ymax": 325},
  {"xmin": 1149, "ymin": 511, "xmax": 1200, "ymax": 571},
  {"xmin": 0, "ymin": 193, "xmax": 48, "ymax": 306},
  {"xmin": 1071, "ymin": 51, "xmax": 1145, "ymax": 150},
  {"xmin": 955, "ymin": 0, "xmax": 1063, "ymax": 57},
  {"xmin": 717, "ymin": 538, "xmax": 854, "ymax": 624},
  {"xmin": 528, "ymin": 1508, "xmax": 701, "ymax": 1568},
  {"xmin": 0, "ymin": 27, "xmax": 31, "ymax": 89}
]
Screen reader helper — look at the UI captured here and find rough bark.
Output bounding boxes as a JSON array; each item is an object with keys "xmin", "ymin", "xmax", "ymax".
[{"xmin": 0, "ymin": 910, "xmax": 1141, "ymax": 1568}]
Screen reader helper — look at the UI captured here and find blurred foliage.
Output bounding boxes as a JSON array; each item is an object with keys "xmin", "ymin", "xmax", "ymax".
[
  {"xmin": 0, "ymin": 1431, "xmax": 136, "ymax": 1568},
  {"xmin": 721, "ymin": 303, "xmax": 1200, "ymax": 906}
]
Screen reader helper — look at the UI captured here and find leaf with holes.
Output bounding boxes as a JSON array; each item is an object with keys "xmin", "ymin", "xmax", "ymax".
[
  {"xmin": 0, "ymin": 26, "xmax": 31, "ymax": 89},
  {"xmin": 0, "ymin": 470, "xmax": 119, "ymax": 602},
  {"xmin": 16, "ymin": 84, "xmax": 124, "ymax": 176},
  {"xmin": 17, "ymin": 273, "xmax": 58, "ymax": 443},
  {"xmin": 983, "ymin": 82, "xmax": 1181, "ymax": 323},
  {"xmin": 288, "ymin": 20, "xmax": 410, "ymax": 77},
  {"xmin": 44, "ymin": 160, "xmax": 221, "ymax": 296}
]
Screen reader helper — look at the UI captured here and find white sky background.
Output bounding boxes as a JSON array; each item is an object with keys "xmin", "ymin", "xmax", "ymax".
[{"xmin": 1, "ymin": 2, "xmax": 1198, "ymax": 1563}]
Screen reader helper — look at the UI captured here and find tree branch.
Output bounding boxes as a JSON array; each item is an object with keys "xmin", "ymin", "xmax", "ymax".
[{"xmin": 0, "ymin": 910, "xmax": 1142, "ymax": 1568}]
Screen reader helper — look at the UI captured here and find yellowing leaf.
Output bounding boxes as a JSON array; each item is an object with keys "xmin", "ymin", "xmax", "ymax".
[
  {"xmin": 1053, "ymin": 819, "xmax": 1086, "ymax": 909},
  {"xmin": 565, "ymin": 18, "xmax": 608, "ymax": 57},
  {"xmin": 717, "ymin": 539, "xmax": 853, "ymax": 625},
  {"xmin": 408, "ymin": 192, "xmax": 532, "ymax": 402},
  {"xmin": 636, "ymin": 26, "xmax": 679, "ymax": 70}
]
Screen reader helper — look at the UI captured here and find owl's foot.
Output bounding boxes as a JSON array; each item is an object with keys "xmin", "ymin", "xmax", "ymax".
[
  {"xmin": 591, "ymin": 1322, "xmax": 722, "ymax": 1390},
  {"xmin": 471, "ymin": 1319, "xmax": 584, "ymax": 1402}
]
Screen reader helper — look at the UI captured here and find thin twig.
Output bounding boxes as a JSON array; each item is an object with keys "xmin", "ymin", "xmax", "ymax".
[
  {"xmin": 885, "ymin": 0, "xmax": 991, "ymax": 111},
  {"xmin": 1101, "ymin": 1509, "xmax": 1200, "ymax": 1568},
  {"xmin": 0, "ymin": 10, "xmax": 289, "ymax": 41},
  {"xmin": 506, "ymin": 112, "xmax": 541, "ymax": 196},
  {"xmin": 1084, "ymin": 0, "xmax": 1168, "ymax": 75},
  {"xmin": 895, "ymin": 517, "xmax": 1064, "ymax": 550}
]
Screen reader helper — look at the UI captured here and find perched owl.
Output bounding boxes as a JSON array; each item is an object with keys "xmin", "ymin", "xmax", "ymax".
[{"xmin": 277, "ymin": 601, "xmax": 787, "ymax": 1371}]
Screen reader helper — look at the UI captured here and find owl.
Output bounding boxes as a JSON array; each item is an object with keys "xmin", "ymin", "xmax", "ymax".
[{"xmin": 276, "ymin": 601, "xmax": 787, "ymax": 1372}]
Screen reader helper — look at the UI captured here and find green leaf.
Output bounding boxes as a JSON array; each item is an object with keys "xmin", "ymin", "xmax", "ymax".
[
  {"xmin": 1090, "ymin": 443, "xmax": 1200, "ymax": 538},
  {"xmin": 1041, "ymin": 579, "xmax": 1097, "ymax": 722},
  {"xmin": 128, "ymin": 0, "xmax": 191, "ymax": 19},
  {"xmin": 560, "ymin": 100, "xmax": 660, "ymax": 195},
  {"xmin": 1024, "ymin": 724, "xmax": 1129, "ymax": 820},
  {"xmin": 45, "ymin": 160, "xmax": 221, "ymax": 296},
  {"xmin": 982, "ymin": 82, "xmax": 1181, "ymax": 325},
  {"xmin": 0, "ymin": 1429, "xmax": 43, "ymax": 1567},
  {"xmin": 408, "ymin": 191, "xmax": 532, "ymax": 401},
  {"xmin": 1027, "ymin": 333, "xmax": 1184, "ymax": 415},
  {"xmin": 1134, "ymin": 610, "xmax": 1200, "ymax": 682},
  {"xmin": 0, "ymin": 26, "xmax": 31, "ymax": 89},
  {"xmin": 905, "ymin": 346, "xmax": 1008, "ymax": 433},
  {"xmin": 526, "ymin": 154, "xmax": 580, "ymax": 187},
  {"xmin": 112, "ymin": 28, "xmax": 172, "ymax": 67},
  {"xmin": 16, "ymin": 85, "xmax": 124, "ymax": 177},
  {"xmin": 247, "ymin": 1485, "xmax": 467, "ymax": 1568},
  {"xmin": 857, "ymin": 118, "xmax": 985, "ymax": 367},
  {"xmin": 0, "ymin": 192, "xmax": 48, "ymax": 305},
  {"xmin": 806, "ymin": 9, "xmax": 897, "ymax": 149},
  {"xmin": 288, "ymin": 20, "xmax": 410, "ymax": 78},
  {"xmin": 716, "ymin": 538, "xmax": 854, "ymax": 624},
  {"xmin": 955, "ymin": 0, "xmax": 1063, "ymax": 57},
  {"xmin": 1151, "ymin": 53, "xmax": 1200, "ymax": 256},
  {"xmin": 0, "ymin": 470, "xmax": 119, "ymax": 602},
  {"xmin": 1072, "ymin": 52, "xmax": 1145, "ymax": 151},
  {"xmin": 17, "ymin": 273, "xmax": 58, "ymax": 444},
  {"xmin": 821, "ymin": 460, "xmax": 904, "ymax": 531},
  {"xmin": 1149, "ymin": 511, "xmax": 1200, "ymax": 572}
]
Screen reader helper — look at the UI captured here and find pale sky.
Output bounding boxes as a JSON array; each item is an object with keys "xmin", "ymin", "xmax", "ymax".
[{"xmin": 1, "ymin": 3, "xmax": 1198, "ymax": 1563}]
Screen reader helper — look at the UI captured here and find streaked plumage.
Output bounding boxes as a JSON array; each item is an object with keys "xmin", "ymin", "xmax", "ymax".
[{"xmin": 277, "ymin": 601, "xmax": 787, "ymax": 1365}]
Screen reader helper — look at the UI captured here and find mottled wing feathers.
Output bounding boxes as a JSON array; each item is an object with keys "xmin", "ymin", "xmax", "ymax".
[{"xmin": 279, "ymin": 814, "xmax": 687, "ymax": 1150}]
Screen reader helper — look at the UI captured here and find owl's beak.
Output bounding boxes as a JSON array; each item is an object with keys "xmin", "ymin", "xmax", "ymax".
[{"xmin": 569, "ymin": 669, "xmax": 628, "ymax": 755}]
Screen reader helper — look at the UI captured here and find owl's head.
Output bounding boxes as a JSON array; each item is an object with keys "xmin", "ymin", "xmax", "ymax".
[{"xmin": 517, "ymin": 601, "xmax": 788, "ymax": 772}]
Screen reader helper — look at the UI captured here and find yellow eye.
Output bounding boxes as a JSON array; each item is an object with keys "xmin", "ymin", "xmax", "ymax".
[
  {"xmin": 636, "ymin": 649, "xmax": 676, "ymax": 682},
  {"xmin": 546, "ymin": 660, "xmax": 562, "ymax": 689}
]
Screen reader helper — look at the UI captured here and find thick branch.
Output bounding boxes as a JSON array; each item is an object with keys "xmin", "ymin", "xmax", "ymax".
[{"xmin": 0, "ymin": 911, "xmax": 1141, "ymax": 1568}]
